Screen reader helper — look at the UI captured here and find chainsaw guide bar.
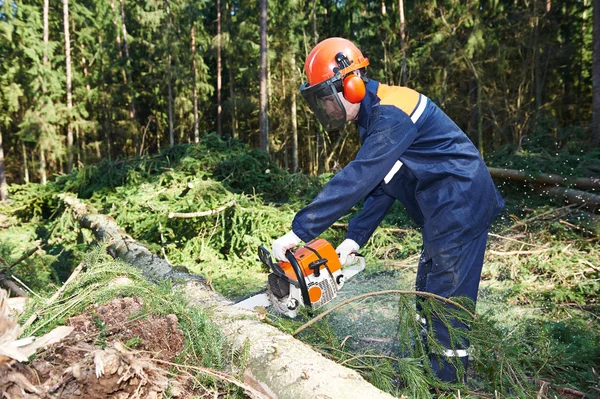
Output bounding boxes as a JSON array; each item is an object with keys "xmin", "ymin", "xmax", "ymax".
[{"xmin": 234, "ymin": 239, "xmax": 365, "ymax": 318}]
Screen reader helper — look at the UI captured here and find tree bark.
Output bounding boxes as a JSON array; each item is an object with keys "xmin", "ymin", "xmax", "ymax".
[
  {"xmin": 63, "ymin": 0, "xmax": 74, "ymax": 173},
  {"xmin": 166, "ymin": 0, "xmax": 174, "ymax": 147},
  {"xmin": 259, "ymin": 0, "xmax": 268, "ymax": 152},
  {"xmin": 593, "ymin": 0, "xmax": 600, "ymax": 146},
  {"xmin": 228, "ymin": 57, "xmax": 237, "ymax": 140},
  {"xmin": 110, "ymin": 0, "xmax": 126, "ymax": 84},
  {"xmin": 535, "ymin": 186, "xmax": 600, "ymax": 209},
  {"xmin": 21, "ymin": 141, "xmax": 29, "ymax": 184},
  {"xmin": 0, "ymin": 127, "xmax": 7, "ymax": 202},
  {"xmin": 488, "ymin": 167, "xmax": 600, "ymax": 191},
  {"xmin": 398, "ymin": 0, "xmax": 407, "ymax": 86},
  {"xmin": 119, "ymin": 0, "xmax": 138, "ymax": 155},
  {"xmin": 290, "ymin": 48, "xmax": 298, "ymax": 172},
  {"xmin": 191, "ymin": 24, "xmax": 200, "ymax": 144},
  {"xmin": 60, "ymin": 194, "xmax": 396, "ymax": 399},
  {"xmin": 217, "ymin": 0, "xmax": 222, "ymax": 138},
  {"xmin": 40, "ymin": 0, "xmax": 49, "ymax": 184}
]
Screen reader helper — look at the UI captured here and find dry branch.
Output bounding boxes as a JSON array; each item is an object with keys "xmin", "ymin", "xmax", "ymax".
[
  {"xmin": 536, "ymin": 186, "xmax": 600, "ymax": 209},
  {"xmin": 60, "ymin": 194, "xmax": 397, "ymax": 399},
  {"xmin": 487, "ymin": 248, "xmax": 553, "ymax": 256},
  {"xmin": 168, "ymin": 200, "xmax": 236, "ymax": 219}
]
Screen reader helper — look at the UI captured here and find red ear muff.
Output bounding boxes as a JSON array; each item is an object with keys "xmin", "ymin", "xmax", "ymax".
[{"xmin": 343, "ymin": 74, "xmax": 366, "ymax": 103}]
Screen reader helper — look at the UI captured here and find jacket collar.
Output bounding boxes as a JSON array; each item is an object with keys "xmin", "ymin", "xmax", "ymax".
[{"xmin": 356, "ymin": 79, "xmax": 380, "ymax": 133}]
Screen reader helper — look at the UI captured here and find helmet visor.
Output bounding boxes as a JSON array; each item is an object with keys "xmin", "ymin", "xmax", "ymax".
[{"xmin": 300, "ymin": 75, "xmax": 347, "ymax": 131}]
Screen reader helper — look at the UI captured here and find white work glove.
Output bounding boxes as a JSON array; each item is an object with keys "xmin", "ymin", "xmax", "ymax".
[
  {"xmin": 336, "ymin": 238, "xmax": 360, "ymax": 266},
  {"xmin": 272, "ymin": 230, "xmax": 302, "ymax": 261}
]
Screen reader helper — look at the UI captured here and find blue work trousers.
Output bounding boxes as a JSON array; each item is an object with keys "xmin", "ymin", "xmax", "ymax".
[{"xmin": 415, "ymin": 229, "xmax": 489, "ymax": 382}]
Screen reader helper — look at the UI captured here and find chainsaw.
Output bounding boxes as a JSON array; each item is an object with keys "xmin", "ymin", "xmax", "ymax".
[{"xmin": 234, "ymin": 238, "xmax": 365, "ymax": 318}]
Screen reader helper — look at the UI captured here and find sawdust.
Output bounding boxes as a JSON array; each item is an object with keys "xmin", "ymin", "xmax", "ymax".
[{"xmin": 0, "ymin": 297, "xmax": 207, "ymax": 399}]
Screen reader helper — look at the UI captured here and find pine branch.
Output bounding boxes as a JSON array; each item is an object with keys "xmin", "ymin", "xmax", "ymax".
[{"xmin": 293, "ymin": 290, "xmax": 475, "ymax": 336}]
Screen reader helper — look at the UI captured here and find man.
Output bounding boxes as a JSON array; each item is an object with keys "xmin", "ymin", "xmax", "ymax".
[{"xmin": 271, "ymin": 37, "xmax": 504, "ymax": 383}]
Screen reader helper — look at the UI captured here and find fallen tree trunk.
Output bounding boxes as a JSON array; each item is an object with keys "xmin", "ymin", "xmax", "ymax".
[
  {"xmin": 535, "ymin": 186, "xmax": 600, "ymax": 209},
  {"xmin": 61, "ymin": 194, "xmax": 395, "ymax": 399},
  {"xmin": 488, "ymin": 167, "xmax": 600, "ymax": 191}
]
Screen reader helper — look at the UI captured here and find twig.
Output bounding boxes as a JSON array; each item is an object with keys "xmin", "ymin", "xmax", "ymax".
[
  {"xmin": 293, "ymin": 290, "xmax": 475, "ymax": 336},
  {"xmin": 10, "ymin": 274, "xmax": 41, "ymax": 298},
  {"xmin": 168, "ymin": 200, "xmax": 236, "ymax": 219},
  {"xmin": 339, "ymin": 353, "xmax": 402, "ymax": 366},
  {"xmin": 578, "ymin": 258, "xmax": 600, "ymax": 273},
  {"xmin": 550, "ymin": 385, "xmax": 585, "ymax": 398},
  {"xmin": 22, "ymin": 262, "xmax": 85, "ymax": 330},
  {"xmin": 500, "ymin": 204, "xmax": 577, "ymax": 234},
  {"xmin": 0, "ymin": 245, "xmax": 41, "ymax": 273},
  {"xmin": 0, "ymin": 272, "xmax": 28, "ymax": 297},
  {"xmin": 488, "ymin": 233, "xmax": 543, "ymax": 248},
  {"xmin": 559, "ymin": 219, "xmax": 596, "ymax": 236},
  {"xmin": 487, "ymin": 248, "xmax": 553, "ymax": 256},
  {"xmin": 152, "ymin": 359, "xmax": 271, "ymax": 399}
]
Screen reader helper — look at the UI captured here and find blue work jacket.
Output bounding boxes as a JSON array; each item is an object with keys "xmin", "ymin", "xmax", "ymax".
[{"xmin": 292, "ymin": 79, "xmax": 504, "ymax": 257}]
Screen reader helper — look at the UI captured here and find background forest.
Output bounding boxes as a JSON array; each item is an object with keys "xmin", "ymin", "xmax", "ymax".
[{"xmin": 0, "ymin": 0, "xmax": 598, "ymax": 188}]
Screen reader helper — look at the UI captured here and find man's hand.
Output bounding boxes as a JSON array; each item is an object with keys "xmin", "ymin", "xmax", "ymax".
[
  {"xmin": 272, "ymin": 230, "xmax": 301, "ymax": 261},
  {"xmin": 336, "ymin": 238, "xmax": 360, "ymax": 266}
]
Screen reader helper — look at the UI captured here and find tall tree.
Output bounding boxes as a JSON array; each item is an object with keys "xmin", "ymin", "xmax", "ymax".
[
  {"xmin": 166, "ymin": 0, "xmax": 174, "ymax": 147},
  {"xmin": 217, "ymin": 0, "xmax": 222, "ymax": 137},
  {"xmin": 191, "ymin": 22, "xmax": 200, "ymax": 143},
  {"xmin": 259, "ymin": 0, "xmax": 268, "ymax": 152},
  {"xmin": 40, "ymin": 0, "xmax": 50, "ymax": 184},
  {"xmin": 594, "ymin": 0, "xmax": 600, "ymax": 145},
  {"xmin": 64, "ymin": 0, "xmax": 74, "ymax": 172},
  {"xmin": 119, "ymin": 0, "xmax": 137, "ymax": 155},
  {"xmin": 399, "ymin": 0, "xmax": 407, "ymax": 86},
  {"xmin": 0, "ymin": 129, "xmax": 6, "ymax": 202}
]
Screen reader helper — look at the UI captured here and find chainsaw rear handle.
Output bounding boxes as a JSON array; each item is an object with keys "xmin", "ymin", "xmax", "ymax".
[{"xmin": 285, "ymin": 249, "xmax": 312, "ymax": 308}]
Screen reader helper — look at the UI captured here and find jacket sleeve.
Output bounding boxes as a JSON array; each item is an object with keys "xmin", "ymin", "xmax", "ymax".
[
  {"xmin": 346, "ymin": 184, "xmax": 395, "ymax": 247},
  {"xmin": 292, "ymin": 106, "xmax": 418, "ymax": 243}
]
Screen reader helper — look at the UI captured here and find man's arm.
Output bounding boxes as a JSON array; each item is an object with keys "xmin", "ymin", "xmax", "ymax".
[
  {"xmin": 346, "ymin": 184, "xmax": 395, "ymax": 247},
  {"xmin": 292, "ymin": 107, "xmax": 418, "ymax": 242}
]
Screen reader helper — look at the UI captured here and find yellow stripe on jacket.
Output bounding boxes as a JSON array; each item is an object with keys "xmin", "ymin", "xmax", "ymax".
[{"xmin": 376, "ymin": 84, "xmax": 421, "ymax": 118}]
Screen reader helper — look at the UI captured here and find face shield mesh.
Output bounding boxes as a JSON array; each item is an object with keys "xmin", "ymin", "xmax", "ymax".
[{"xmin": 300, "ymin": 75, "xmax": 347, "ymax": 131}]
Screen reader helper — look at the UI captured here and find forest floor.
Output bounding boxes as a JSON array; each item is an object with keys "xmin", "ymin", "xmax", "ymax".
[
  {"xmin": 1, "ymin": 138, "xmax": 599, "ymax": 398},
  {"xmin": 1, "ymin": 293, "xmax": 243, "ymax": 398}
]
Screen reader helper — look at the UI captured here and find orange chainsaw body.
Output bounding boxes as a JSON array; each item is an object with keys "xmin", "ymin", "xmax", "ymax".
[{"xmin": 277, "ymin": 238, "xmax": 342, "ymax": 280}]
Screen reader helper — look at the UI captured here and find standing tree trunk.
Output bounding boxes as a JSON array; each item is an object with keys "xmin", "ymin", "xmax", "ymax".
[
  {"xmin": 22, "ymin": 141, "xmax": 29, "ymax": 184},
  {"xmin": 216, "ymin": 0, "xmax": 222, "ymax": 138},
  {"xmin": 312, "ymin": 0, "xmax": 324, "ymax": 174},
  {"xmin": 0, "ymin": 127, "xmax": 7, "ymax": 202},
  {"xmin": 593, "ymin": 0, "xmax": 600, "ymax": 146},
  {"xmin": 226, "ymin": 0, "xmax": 237, "ymax": 139},
  {"xmin": 119, "ymin": 0, "xmax": 138, "ymax": 155},
  {"xmin": 166, "ymin": 0, "xmax": 174, "ymax": 147},
  {"xmin": 228, "ymin": 58, "xmax": 237, "ymax": 139},
  {"xmin": 110, "ymin": 0, "xmax": 126, "ymax": 84},
  {"xmin": 290, "ymin": 47, "xmax": 298, "ymax": 172},
  {"xmin": 398, "ymin": 0, "xmax": 407, "ymax": 86},
  {"xmin": 191, "ymin": 24, "xmax": 200, "ymax": 143},
  {"xmin": 259, "ymin": 0, "xmax": 268, "ymax": 152},
  {"xmin": 40, "ymin": 0, "xmax": 49, "ymax": 184},
  {"xmin": 63, "ymin": 0, "xmax": 74, "ymax": 173}
]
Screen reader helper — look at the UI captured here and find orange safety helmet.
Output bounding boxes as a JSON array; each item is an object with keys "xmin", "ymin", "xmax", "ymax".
[{"xmin": 300, "ymin": 38, "xmax": 369, "ymax": 131}]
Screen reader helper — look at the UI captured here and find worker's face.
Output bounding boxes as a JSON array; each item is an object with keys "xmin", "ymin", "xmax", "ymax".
[{"xmin": 338, "ymin": 92, "xmax": 361, "ymax": 121}]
